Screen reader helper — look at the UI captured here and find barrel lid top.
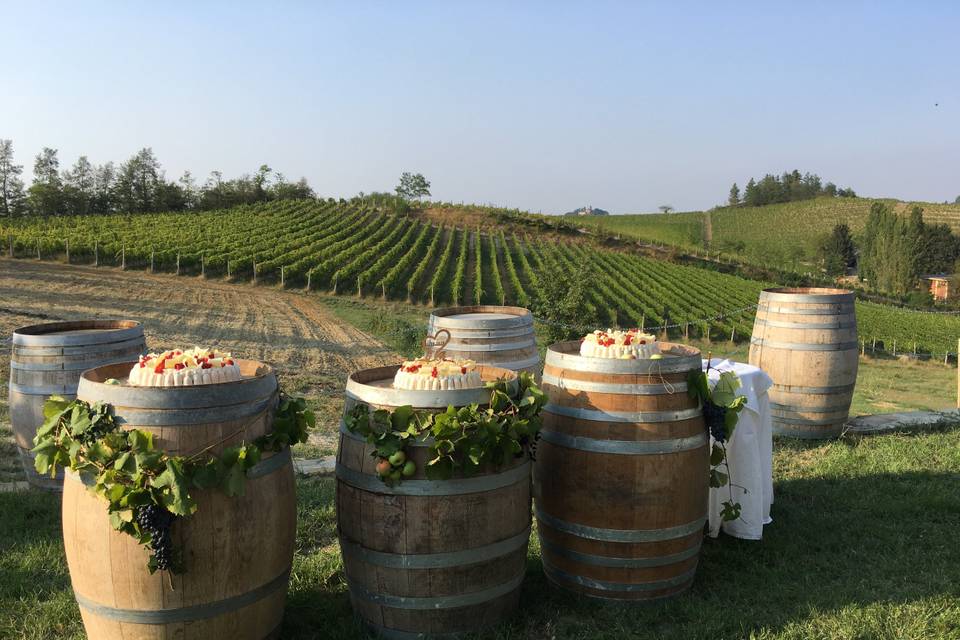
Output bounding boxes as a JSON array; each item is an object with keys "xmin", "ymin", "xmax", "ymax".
[
  {"xmin": 429, "ymin": 306, "xmax": 533, "ymax": 329},
  {"xmin": 760, "ymin": 287, "xmax": 855, "ymax": 303},
  {"xmin": 76, "ymin": 359, "xmax": 278, "ymax": 409},
  {"xmin": 345, "ymin": 364, "xmax": 518, "ymax": 408},
  {"xmin": 13, "ymin": 320, "xmax": 144, "ymax": 347},
  {"xmin": 545, "ymin": 341, "xmax": 701, "ymax": 374}
]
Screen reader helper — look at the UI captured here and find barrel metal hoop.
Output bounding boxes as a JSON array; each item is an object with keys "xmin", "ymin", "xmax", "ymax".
[
  {"xmin": 539, "ymin": 429, "xmax": 707, "ymax": 455},
  {"xmin": 73, "ymin": 568, "xmax": 291, "ymax": 624},
  {"xmin": 112, "ymin": 394, "xmax": 275, "ymax": 426},
  {"xmin": 542, "ymin": 373, "xmax": 687, "ymax": 396},
  {"xmin": 346, "ymin": 571, "xmax": 524, "ymax": 610},
  {"xmin": 335, "ymin": 460, "xmax": 530, "ymax": 497},
  {"xmin": 769, "ymin": 402, "xmax": 852, "ymax": 414},
  {"xmin": 13, "ymin": 322, "xmax": 144, "ymax": 347},
  {"xmin": 757, "ymin": 304, "xmax": 855, "ymax": 316},
  {"xmin": 440, "ymin": 326, "xmax": 533, "ymax": 339},
  {"xmin": 8, "ymin": 381, "xmax": 75, "ymax": 396},
  {"xmin": 339, "ymin": 419, "xmax": 434, "ymax": 448},
  {"xmin": 772, "ymin": 415, "xmax": 848, "ymax": 426},
  {"xmin": 752, "ymin": 318, "xmax": 857, "ymax": 330},
  {"xmin": 344, "ymin": 374, "xmax": 516, "ymax": 409},
  {"xmin": 771, "ymin": 383, "xmax": 857, "ymax": 395},
  {"xmin": 538, "ymin": 535, "xmax": 701, "ymax": 568},
  {"xmin": 483, "ymin": 355, "xmax": 541, "ymax": 371},
  {"xmin": 545, "ymin": 343, "xmax": 701, "ymax": 375},
  {"xmin": 246, "ymin": 448, "xmax": 292, "ymax": 480},
  {"xmin": 544, "ymin": 403, "xmax": 701, "ymax": 424},
  {"xmin": 542, "ymin": 561, "xmax": 697, "ymax": 593},
  {"xmin": 535, "ymin": 507, "xmax": 706, "ymax": 542},
  {"xmin": 750, "ymin": 338, "xmax": 859, "ymax": 352},
  {"xmin": 340, "ymin": 528, "xmax": 530, "ymax": 569},
  {"xmin": 773, "ymin": 424, "xmax": 843, "ymax": 439},
  {"xmin": 11, "ymin": 354, "xmax": 146, "ymax": 372},
  {"xmin": 13, "ymin": 336, "xmax": 147, "ymax": 357},
  {"xmin": 441, "ymin": 339, "xmax": 536, "ymax": 353},
  {"xmin": 67, "ymin": 447, "xmax": 291, "ymax": 487}
]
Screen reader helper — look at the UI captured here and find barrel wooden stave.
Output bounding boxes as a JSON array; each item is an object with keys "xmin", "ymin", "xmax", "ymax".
[
  {"xmin": 535, "ymin": 342, "xmax": 707, "ymax": 601},
  {"xmin": 428, "ymin": 305, "xmax": 539, "ymax": 375},
  {"xmin": 336, "ymin": 365, "xmax": 530, "ymax": 637},
  {"xmin": 9, "ymin": 320, "xmax": 145, "ymax": 490},
  {"xmin": 750, "ymin": 288, "xmax": 859, "ymax": 438},
  {"xmin": 65, "ymin": 360, "xmax": 295, "ymax": 640}
]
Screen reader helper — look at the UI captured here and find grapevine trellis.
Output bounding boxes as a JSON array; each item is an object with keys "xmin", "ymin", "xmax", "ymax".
[{"xmin": 4, "ymin": 200, "xmax": 960, "ymax": 353}]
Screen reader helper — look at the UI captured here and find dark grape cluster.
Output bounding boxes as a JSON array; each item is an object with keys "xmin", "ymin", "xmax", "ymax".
[
  {"xmin": 135, "ymin": 504, "xmax": 178, "ymax": 572},
  {"xmin": 702, "ymin": 401, "xmax": 728, "ymax": 443}
]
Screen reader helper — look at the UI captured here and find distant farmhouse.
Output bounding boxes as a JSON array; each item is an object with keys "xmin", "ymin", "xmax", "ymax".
[
  {"xmin": 563, "ymin": 205, "xmax": 610, "ymax": 217},
  {"xmin": 923, "ymin": 275, "xmax": 954, "ymax": 301}
]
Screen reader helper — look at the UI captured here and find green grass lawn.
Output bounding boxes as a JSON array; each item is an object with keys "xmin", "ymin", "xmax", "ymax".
[{"xmin": 2, "ymin": 427, "xmax": 958, "ymax": 639}]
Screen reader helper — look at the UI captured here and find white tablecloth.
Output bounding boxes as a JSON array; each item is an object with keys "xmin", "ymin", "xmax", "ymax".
[{"xmin": 703, "ymin": 358, "xmax": 774, "ymax": 540}]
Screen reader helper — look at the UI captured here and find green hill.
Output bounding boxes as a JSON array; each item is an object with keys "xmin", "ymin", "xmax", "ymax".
[
  {"xmin": 3, "ymin": 200, "xmax": 960, "ymax": 354},
  {"xmin": 572, "ymin": 197, "xmax": 960, "ymax": 273}
]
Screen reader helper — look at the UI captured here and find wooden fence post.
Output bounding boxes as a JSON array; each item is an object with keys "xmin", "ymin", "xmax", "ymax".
[
  {"xmin": 121, "ymin": 244, "xmax": 126, "ymax": 270},
  {"xmin": 227, "ymin": 260, "xmax": 231, "ymax": 277},
  {"xmin": 281, "ymin": 266, "xmax": 285, "ymax": 287},
  {"xmin": 7, "ymin": 235, "xmax": 12, "ymax": 258},
  {"xmin": 94, "ymin": 240, "xmax": 99, "ymax": 266},
  {"xmin": 729, "ymin": 326, "xmax": 735, "ymax": 344},
  {"xmin": 65, "ymin": 238, "xmax": 70, "ymax": 264},
  {"xmin": 201, "ymin": 253, "xmax": 205, "ymax": 278},
  {"xmin": 36, "ymin": 239, "xmax": 41, "ymax": 260},
  {"xmin": 150, "ymin": 249, "xmax": 155, "ymax": 273},
  {"xmin": 253, "ymin": 262, "xmax": 257, "ymax": 284},
  {"xmin": 176, "ymin": 253, "xmax": 181, "ymax": 276},
  {"xmin": 306, "ymin": 272, "xmax": 311, "ymax": 291},
  {"xmin": 892, "ymin": 339, "xmax": 897, "ymax": 356}
]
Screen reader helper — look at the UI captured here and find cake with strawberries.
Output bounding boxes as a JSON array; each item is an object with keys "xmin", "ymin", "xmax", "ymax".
[
  {"xmin": 393, "ymin": 358, "xmax": 482, "ymax": 390},
  {"xmin": 127, "ymin": 348, "xmax": 242, "ymax": 386},
  {"xmin": 580, "ymin": 329, "xmax": 659, "ymax": 359}
]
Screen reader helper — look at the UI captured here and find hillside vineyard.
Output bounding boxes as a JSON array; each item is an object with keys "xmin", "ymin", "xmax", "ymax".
[{"xmin": 4, "ymin": 200, "xmax": 960, "ymax": 353}]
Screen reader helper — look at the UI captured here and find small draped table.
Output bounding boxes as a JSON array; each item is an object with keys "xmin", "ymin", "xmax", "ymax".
[{"xmin": 702, "ymin": 358, "xmax": 774, "ymax": 540}]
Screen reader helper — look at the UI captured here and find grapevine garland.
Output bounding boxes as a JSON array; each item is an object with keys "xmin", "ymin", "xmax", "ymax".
[
  {"xmin": 32, "ymin": 393, "xmax": 314, "ymax": 574},
  {"xmin": 343, "ymin": 372, "xmax": 546, "ymax": 483},
  {"xmin": 688, "ymin": 362, "xmax": 747, "ymax": 522}
]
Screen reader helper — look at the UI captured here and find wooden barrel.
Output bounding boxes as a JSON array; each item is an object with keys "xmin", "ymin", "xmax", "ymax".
[
  {"xmin": 427, "ymin": 306, "xmax": 539, "ymax": 375},
  {"xmin": 749, "ymin": 287, "xmax": 859, "ymax": 439},
  {"xmin": 535, "ymin": 342, "xmax": 707, "ymax": 601},
  {"xmin": 65, "ymin": 360, "xmax": 295, "ymax": 640},
  {"xmin": 336, "ymin": 365, "xmax": 530, "ymax": 638},
  {"xmin": 8, "ymin": 320, "xmax": 145, "ymax": 490}
]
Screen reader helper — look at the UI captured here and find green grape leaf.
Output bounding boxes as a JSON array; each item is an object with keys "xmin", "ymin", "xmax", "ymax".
[
  {"xmin": 151, "ymin": 459, "xmax": 197, "ymax": 516},
  {"xmin": 710, "ymin": 443, "xmax": 726, "ymax": 466}
]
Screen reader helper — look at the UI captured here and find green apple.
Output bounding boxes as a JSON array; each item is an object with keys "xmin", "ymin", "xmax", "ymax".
[
  {"xmin": 402, "ymin": 460, "xmax": 416, "ymax": 477},
  {"xmin": 389, "ymin": 470, "xmax": 402, "ymax": 481},
  {"xmin": 389, "ymin": 450, "xmax": 406, "ymax": 466}
]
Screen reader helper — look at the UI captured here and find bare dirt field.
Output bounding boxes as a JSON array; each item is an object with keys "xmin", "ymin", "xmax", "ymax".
[{"xmin": 0, "ymin": 259, "xmax": 398, "ymax": 481}]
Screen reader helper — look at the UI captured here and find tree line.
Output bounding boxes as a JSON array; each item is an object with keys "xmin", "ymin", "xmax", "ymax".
[
  {"xmin": 727, "ymin": 170, "xmax": 856, "ymax": 208},
  {"xmin": 0, "ymin": 139, "xmax": 315, "ymax": 217},
  {"xmin": 820, "ymin": 202, "xmax": 960, "ymax": 299}
]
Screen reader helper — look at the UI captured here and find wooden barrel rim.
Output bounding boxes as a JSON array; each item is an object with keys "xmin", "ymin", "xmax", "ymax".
[
  {"xmin": 13, "ymin": 320, "xmax": 143, "ymax": 347},
  {"xmin": 759, "ymin": 287, "xmax": 854, "ymax": 303},
  {"xmin": 345, "ymin": 364, "xmax": 517, "ymax": 408},
  {"xmin": 749, "ymin": 337, "xmax": 859, "ymax": 352},
  {"xmin": 429, "ymin": 305, "xmax": 533, "ymax": 330},
  {"xmin": 77, "ymin": 360, "xmax": 277, "ymax": 410},
  {"xmin": 545, "ymin": 341, "xmax": 701, "ymax": 375}
]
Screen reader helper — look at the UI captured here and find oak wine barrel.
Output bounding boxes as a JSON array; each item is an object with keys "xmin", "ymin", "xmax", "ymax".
[
  {"xmin": 749, "ymin": 287, "xmax": 859, "ymax": 439},
  {"xmin": 8, "ymin": 320, "xmax": 145, "ymax": 490},
  {"xmin": 427, "ymin": 306, "xmax": 539, "ymax": 375},
  {"xmin": 535, "ymin": 342, "xmax": 707, "ymax": 600},
  {"xmin": 336, "ymin": 365, "xmax": 530, "ymax": 638},
  {"xmin": 65, "ymin": 360, "xmax": 295, "ymax": 640}
]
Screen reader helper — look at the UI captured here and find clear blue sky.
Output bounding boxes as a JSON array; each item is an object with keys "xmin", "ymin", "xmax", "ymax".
[{"xmin": 2, "ymin": 1, "xmax": 958, "ymax": 213}]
